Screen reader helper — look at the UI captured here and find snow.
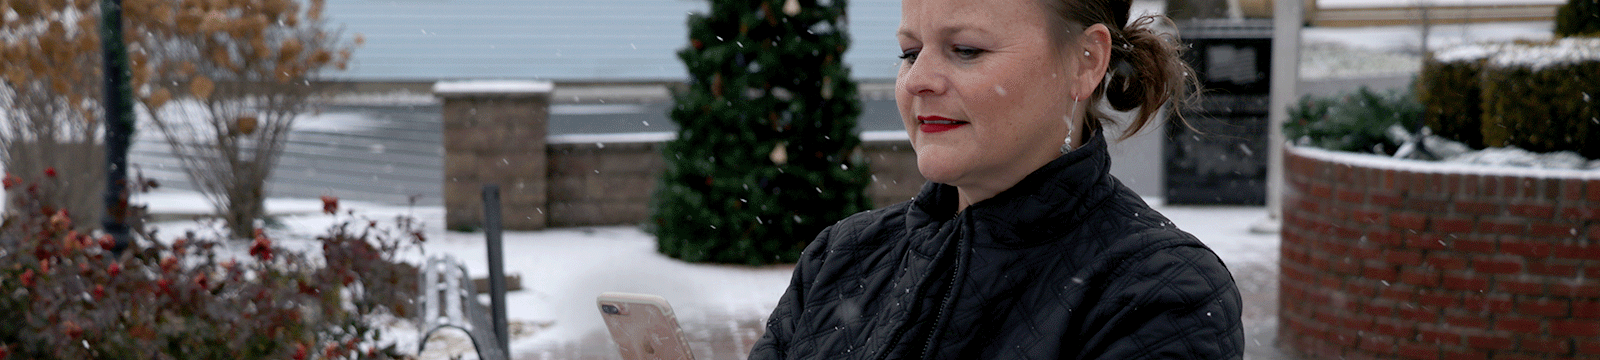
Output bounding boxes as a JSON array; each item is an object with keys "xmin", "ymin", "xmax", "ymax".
[
  {"xmin": 1290, "ymin": 145, "xmax": 1600, "ymax": 179},
  {"xmin": 433, "ymin": 81, "xmax": 555, "ymax": 96},
  {"xmin": 135, "ymin": 189, "xmax": 1279, "ymax": 359},
  {"xmin": 1488, "ymin": 37, "xmax": 1600, "ymax": 70},
  {"xmin": 1317, "ymin": 0, "xmax": 1563, "ymax": 9}
]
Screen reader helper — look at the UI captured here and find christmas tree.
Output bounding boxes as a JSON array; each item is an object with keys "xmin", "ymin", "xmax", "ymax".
[{"xmin": 651, "ymin": 0, "xmax": 871, "ymax": 265}]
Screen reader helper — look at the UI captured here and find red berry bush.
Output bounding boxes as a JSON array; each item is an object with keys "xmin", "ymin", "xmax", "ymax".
[{"xmin": 0, "ymin": 173, "xmax": 422, "ymax": 359}]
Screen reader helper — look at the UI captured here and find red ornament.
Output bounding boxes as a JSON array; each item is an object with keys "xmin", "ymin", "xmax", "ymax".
[
  {"xmin": 2, "ymin": 173, "xmax": 17, "ymax": 189},
  {"xmin": 20, "ymin": 269, "xmax": 34, "ymax": 288},
  {"xmin": 692, "ymin": 39, "xmax": 705, "ymax": 50},
  {"xmin": 107, "ymin": 262, "xmax": 122, "ymax": 277},
  {"xmin": 43, "ymin": 167, "xmax": 56, "ymax": 178}
]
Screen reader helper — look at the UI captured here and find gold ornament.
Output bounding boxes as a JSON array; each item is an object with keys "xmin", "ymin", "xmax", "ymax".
[
  {"xmin": 783, "ymin": 0, "xmax": 801, "ymax": 16},
  {"xmin": 770, "ymin": 141, "xmax": 789, "ymax": 165}
]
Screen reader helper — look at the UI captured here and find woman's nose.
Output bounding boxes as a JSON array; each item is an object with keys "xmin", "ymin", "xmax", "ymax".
[{"xmin": 899, "ymin": 57, "xmax": 946, "ymax": 97}]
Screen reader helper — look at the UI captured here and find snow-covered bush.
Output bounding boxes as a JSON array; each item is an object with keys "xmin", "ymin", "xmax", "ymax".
[
  {"xmin": 1420, "ymin": 38, "xmax": 1600, "ymax": 159},
  {"xmin": 1286, "ymin": 86, "xmax": 1422, "ymax": 155}
]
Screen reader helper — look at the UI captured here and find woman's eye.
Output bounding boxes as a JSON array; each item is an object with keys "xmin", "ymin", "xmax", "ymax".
[
  {"xmin": 952, "ymin": 46, "xmax": 985, "ymax": 60},
  {"xmin": 898, "ymin": 49, "xmax": 920, "ymax": 63}
]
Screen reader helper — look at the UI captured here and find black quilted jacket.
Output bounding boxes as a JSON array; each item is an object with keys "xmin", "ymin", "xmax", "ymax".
[{"xmin": 749, "ymin": 130, "xmax": 1244, "ymax": 360}]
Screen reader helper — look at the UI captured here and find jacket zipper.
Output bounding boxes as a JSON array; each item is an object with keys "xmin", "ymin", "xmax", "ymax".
[{"xmin": 920, "ymin": 215, "xmax": 968, "ymax": 359}]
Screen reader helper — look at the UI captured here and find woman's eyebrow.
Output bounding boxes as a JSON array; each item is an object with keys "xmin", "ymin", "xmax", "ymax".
[{"xmin": 898, "ymin": 24, "xmax": 992, "ymax": 41}]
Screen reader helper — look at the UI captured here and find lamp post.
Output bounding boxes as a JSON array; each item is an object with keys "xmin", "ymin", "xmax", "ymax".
[{"xmin": 100, "ymin": 0, "xmax": 135, "ymax": 253}]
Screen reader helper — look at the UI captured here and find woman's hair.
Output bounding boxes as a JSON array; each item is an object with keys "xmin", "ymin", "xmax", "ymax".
[{"xmin": 1042, "ymin": 0, "xmax": 1197, "ymax": 140}]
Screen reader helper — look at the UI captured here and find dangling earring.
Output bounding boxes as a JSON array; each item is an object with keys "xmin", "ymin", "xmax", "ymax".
[{"xmin": 1061, "ymin": 95, "xmax": 1081, "ymax": 154}]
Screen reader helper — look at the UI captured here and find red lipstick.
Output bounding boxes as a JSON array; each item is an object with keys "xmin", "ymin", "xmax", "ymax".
[{"xmin": 917, "ymin": 115, "xmax": 967, "ymax": 133}]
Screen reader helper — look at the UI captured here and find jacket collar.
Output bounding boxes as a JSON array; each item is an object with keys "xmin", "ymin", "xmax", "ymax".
[{"xmin": 909, "ymin": 128, "xmax": 1115, "ymax": 246}]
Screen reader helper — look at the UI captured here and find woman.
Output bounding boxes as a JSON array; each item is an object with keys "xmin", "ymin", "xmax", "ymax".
[{"xmin": 747, "ymin": 0, "xmax": 1244, "ymax": 358}]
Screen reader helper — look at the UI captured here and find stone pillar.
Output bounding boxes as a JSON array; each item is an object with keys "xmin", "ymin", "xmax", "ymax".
[{"xmin": 434, "ymin": 80, "xmax": 553, "ymax": 230}]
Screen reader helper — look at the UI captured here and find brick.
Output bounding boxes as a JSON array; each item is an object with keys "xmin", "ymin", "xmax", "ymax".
[
  {"xmin": 1363, "ymin": 265, "xmax": 1399, "ymax": 282},
  {"xmin": 1494, "ymin": 316, "xmax": 1542, "ymax": 334},
  {"xmin": 1398, "ymin": 343, "xmax": 1439, "ymax": 360},
  {"xmin": 1530, "ymin": 222, "xmax": 1578, "ymax": 238},
  {"xmin": 1400, "ymin": 268, "xmax": 1440, "ymax": 287},
  {"xmin": 1478, "ymin": 220, "xmax": 1527, "ymax": 235},
  {"xmin": 1526, "ymin": 260, "xmax": 1578, "ymax": 277},
  {"xmin": 1406, "ymin": 198, "xmax": 1451, "ymax": 213},
  {"xmin": 1550, "ymin": 282, "xmax": 1600, "ymax": 297},
  {"xmin": 1373, "ymin": 319, "xmax": 1414, "ymax": 338},
  {"xmin": 1507, "ymin": 203, "xmax": 1555, "ymax": 218},
  {"xmin": 1518, "ymin": 336, "xmax": 1570, "ymax": 354},
  {"xmin": 1466, "ymin": 334, "xmax": 1515, "ymax": 350},
  {"xmin": 1310, "ymin": 183, "xmax": 1334, "ymax": 199},
  {"xmin": 1576, "ymin": 301, "xmax": 1600, "ymax": 319},
  {"xmin": 1371, "ymin": 192, "xmax": 1402, "ymax": 207},
  {"xmin": 1454, "ymin": 201, "xmax": 1501, "ymax": 215},
  {"xmin": 1500, "ymin": 240, "xmax": 1553, "ymax": 258},
  {"xmin": 1580, "ymin": 339, "xmax": 1600, "ymax": 355},
  {"xmin": 1392, "ymin": 213, "xmax": 1429, "ymax": 231},
  {"xmin": 1337, "ymin": 189, "xmax": 1366, "ymax": 203},
  {"xmin": 1427, "ymin": 326, "xmax": 1465, "ymax": 345},
  {"xmin": 1497, "ymin": 280, "xmax": 1545, "ymax": 296},
  {"xmin": 1380, "ymin": 285, "xmax": 1416, "ymax": 302},
  {"xmin": 1590, "ymin": 179, "xmax": 1600, "ymax": 202},
  {"xmin": 1398, "ymin": 306, "xmax": 1439, "ymax": 323},
  {"xmin": 1562, "ymin": 178, "xmax": 1585, "ymax": 201},
  {"xmin": 1560, "ymin": 206, "xmax": 1600, "ymax": 220},
  {"xmin": 1425, "ymin": 255, "xmax": 1468, "ymax": 270},
  {"xmin": 1463, "ymin": 294, "xmax": 1515, "ymax": 312},
  {"xmin": 1441, "ymin": 348, "xmax": 1488, "ymax": 360},
  {"xmin": 1454, "ymin": 238, "xmax": 1498, "ymax": 254},
  {"xmin": 1408, "ymin": 234, "xmax": 1449, "ymax": 251},
  {"xmin": 1445, "ymin": 313, "xmax": 1491, "ymax": 330},
  {"xmin": 1367, "ymin": 230, "xmax": 1403, "ymax": 247},
  {"xmin": 1443, "ymin": 274, "xmax": 1490, "ymax": 292},
  {"xmin": 1554, "ymin": 244, "xmax": 1600, "ymax": 261},
  {"xmin": 1352, "ymin": 209, "xmax": 1385, "ymax": 225},
  {"xmin": 1418, "ymin": 292, "xmax": 1457, "ymax": 308},
  {"xmin": 1474, "ymin": 257, "xmax": 1524, "ymax": 274},
  {"xmin": 1385, "ymin": 250, "xmax": 1424, "ymax": 266},
  {"xmin": 1433, "ymin": 216, "xmax": 1475, "ymax": 234},
  {"xmin": 1518, "ymin": 299, "xmax": 1569, "ymax": 317},
  {"xmin": 1551, "ymin": 319, "xmax": 1600, "ymax": 337},
  {"xmin": 1360, "ymin": 334, "xmax": 1400, "ymax": 354}
]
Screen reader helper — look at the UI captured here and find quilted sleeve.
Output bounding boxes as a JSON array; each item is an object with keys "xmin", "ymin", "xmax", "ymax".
[
  {"xmin": 748, "ymin": 225, "xmax": 834, "ymax": 360},
  {"xmin": 1081, "ymin": 244, "xmax": 1245, "ymax": 360}
]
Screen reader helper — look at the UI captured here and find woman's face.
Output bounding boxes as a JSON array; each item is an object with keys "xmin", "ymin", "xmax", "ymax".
[{"xmin": 896, "ymin": 0, "xmax": 1100, "ymax": 202}]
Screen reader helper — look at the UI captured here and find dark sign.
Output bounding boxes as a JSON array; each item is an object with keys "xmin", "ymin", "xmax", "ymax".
[{"xmin": 1164, "ymin": 20, "xmax": 1272, "ymax": 205}]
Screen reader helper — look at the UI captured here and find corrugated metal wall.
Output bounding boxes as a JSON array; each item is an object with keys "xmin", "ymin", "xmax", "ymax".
[{"xmin": 323, "ymin": 0, "xmax": 902, "ymax": 82}]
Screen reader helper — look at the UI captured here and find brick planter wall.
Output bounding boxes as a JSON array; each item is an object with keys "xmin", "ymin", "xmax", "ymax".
[{"xmin": 1279, "ymin": 145, "xmax": 1600, "ymax": 360}]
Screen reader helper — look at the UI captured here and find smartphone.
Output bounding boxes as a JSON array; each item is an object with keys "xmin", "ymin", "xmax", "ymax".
[{"xmin": 597, "ymin": 292, "xmax": 696, "ymax": 360}]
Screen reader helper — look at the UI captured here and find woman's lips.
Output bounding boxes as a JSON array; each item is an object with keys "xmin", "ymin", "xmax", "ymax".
[{"xmin": 917, "ymin": 115, "xmax": 968, "ymax": 133}]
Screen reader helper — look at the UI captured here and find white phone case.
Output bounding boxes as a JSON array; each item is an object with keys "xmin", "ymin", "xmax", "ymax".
[{"xmin": 597, "ymin": 292, "xmax": 696, "ymax": 360}]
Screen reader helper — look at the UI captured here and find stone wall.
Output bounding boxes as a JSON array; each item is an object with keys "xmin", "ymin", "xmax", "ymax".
[
  {"xmin": 1279, "ymin": 145, "xmax": 1600, "ymax": 360},
  {"xmin": 437, "ymin": 81, "xmax": 553, "ymax": 230}
]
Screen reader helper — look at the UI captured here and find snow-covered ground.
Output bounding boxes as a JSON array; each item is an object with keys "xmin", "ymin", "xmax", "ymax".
[{"xmin": 134, "ymin": 189, "xmax": 1279, "ymax": 359}]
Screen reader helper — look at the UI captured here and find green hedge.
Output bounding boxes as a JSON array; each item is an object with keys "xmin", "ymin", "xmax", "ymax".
[
  {"xmin": 1556, "ymin": 0, "xmax": 1600, "ymax": 37},
  {"xmin": 1480, "ymin": 59, "xmax": 1600, "ymax": 158},
  {"xmin": 1417, "ymin": 59, "xmax": 1486, "ymax": 148},
  {"xmin": 1418, "ymin": 39, "xmax": 1600, "ymax": 159}
]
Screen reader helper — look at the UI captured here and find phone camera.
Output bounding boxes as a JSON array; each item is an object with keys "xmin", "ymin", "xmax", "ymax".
[{"xmin": 601, "ymin": 304, "xmax": 621, "ymax": 315}]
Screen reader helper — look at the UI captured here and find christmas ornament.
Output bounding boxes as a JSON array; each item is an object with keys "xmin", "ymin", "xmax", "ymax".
[
  {"xmin": 784, "ymin": 0, "xmax": 802, "ymax": 16},
  {"xmin": 770, "ymin": 141, "xmax": 789, "ymax": 165}
]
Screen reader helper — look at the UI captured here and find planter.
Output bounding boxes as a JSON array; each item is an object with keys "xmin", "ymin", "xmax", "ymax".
[{"xmin": 1279, "ymin": 144, "xmax": 1600, "ymax": 359}]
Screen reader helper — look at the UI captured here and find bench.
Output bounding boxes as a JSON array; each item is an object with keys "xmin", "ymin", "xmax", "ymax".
[{"xmin": 416, "ymin": 255, "xmax": 508, "ymax": 360}]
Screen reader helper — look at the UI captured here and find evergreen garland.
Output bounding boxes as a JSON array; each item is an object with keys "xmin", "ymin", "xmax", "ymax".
[{"xmin": 651, "ymin": 0, "xmax": 872, "ymax": 265}]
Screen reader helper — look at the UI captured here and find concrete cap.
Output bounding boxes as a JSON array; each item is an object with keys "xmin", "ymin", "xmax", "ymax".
[{"xmin": 433, "ymin": 80, "xmax": 555, "ymax": 97}]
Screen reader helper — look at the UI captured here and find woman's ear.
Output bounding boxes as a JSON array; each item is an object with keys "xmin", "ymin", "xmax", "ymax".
[{"xmin": 1074, "ymin": 23, "xmax": 1113, "ymax": 98}]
